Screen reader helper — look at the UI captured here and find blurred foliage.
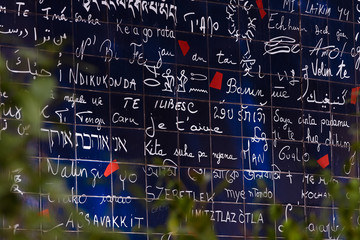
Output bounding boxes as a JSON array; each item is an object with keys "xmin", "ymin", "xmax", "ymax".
[{"xmin": 1, "ymin": 42, "xmax": 360, "ymax": 240}]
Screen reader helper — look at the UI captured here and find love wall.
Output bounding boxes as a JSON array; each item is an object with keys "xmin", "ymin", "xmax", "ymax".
[{"xmin": 2, "ymin": 0, "xmax": 360, "ymax": 239}]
